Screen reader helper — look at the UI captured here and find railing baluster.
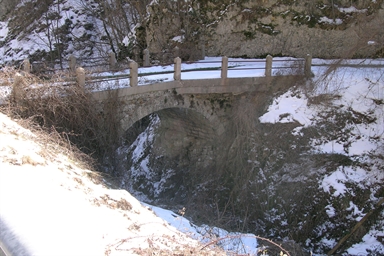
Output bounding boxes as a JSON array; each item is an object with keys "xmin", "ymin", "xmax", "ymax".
[
  {"xmin": 174, "ymin": 57, "xmax": 181, "ymax": 81},
  {"xmin": 69, "ymin": 55, "xmax": 76, "ymax": 73},
  {"xmin": 305, "ymin": 54, "xmax": 312, "ymax": 77},
  {"xmin": 265, "ymin": 55, "xmax": 272, "ymax": 77},
  {"xmin": 109, "ymin": 52, "xmax": 117, "ymax": 70},
  {"xmin": 23, "ymin": 59, "xmax": 31, "ymax": 73},
  {"xmin": 143, "ymin": 49, "xmax": 150, "ymax": 67},
  {"xmin": 76, "ymin": 67, "xmax": 85, "ymax": 87},
  {"xmin": 129, "ymin": 61, "xmax": 138, "ymax": 87},
  {"xmin": 221, "ymin": 56, "xmax": 228, "ymax": 85}
]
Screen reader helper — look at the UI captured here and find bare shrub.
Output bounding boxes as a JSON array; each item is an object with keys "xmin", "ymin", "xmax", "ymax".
[
  {"xmin": 273, "ymin": 59, "xmax": 305, "ymax": 77},
  {"xmin": 0, "ymin": 108, "xmax": 96, "ymax": 172},
  {"xmin": 1, "ymin": 68, "xmax": 121, "ymax": 167}
]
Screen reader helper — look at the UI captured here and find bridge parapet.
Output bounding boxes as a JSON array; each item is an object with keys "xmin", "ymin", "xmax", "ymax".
[
  {"xmin": 17, "ymin": 53, "xmax": 312, "ymax": 88},
  {"xmin": 124, "ymin": 55, "xmax": 312, "ymax": 87}
]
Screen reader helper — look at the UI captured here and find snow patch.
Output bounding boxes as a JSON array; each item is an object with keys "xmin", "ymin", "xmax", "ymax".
[
  {"xmin": 319, "ymin": 17, "xmax": 343, "ymax": 25},
  {"xmin": 122, "ymin": 36, "xmax": 130, "ymax": 46},
  {"xmin": 325, "ymin": 204, "xmax": 336, "ymax": 218},
  {"xmin": 145, "ymin": 204, "xmax": 258, "ymax": 255},
  {"xmin": 319, "ymin": 166, "xmax": 369, "ymax": 197},
  {"xmin": 0, "ymin": 21, "xmax": 8, "ymax": 41},
  {"xmin": 171, "ymin": 35, "xmax": 184, "ymax": 43},
  {"xmin": 347, "ymin": 224, "xmax": 384, "ymax": 255},
  {"xmin": 338, "ymin": 6, "xmax": 367, "ymax": 13},
  {"xmin": 259, "ymin": 90, "xmax": 314, "ymax": 126}
]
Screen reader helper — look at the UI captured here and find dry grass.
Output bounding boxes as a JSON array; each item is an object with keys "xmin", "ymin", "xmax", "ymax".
[
  {"xmin": 0, "ymin": 110, "xmax": 97, "ymax": 171},
  {"xmin": 0, "ymin": 67, "xmax": 120, "ymax": 168},
  {"xmin": 97, "ymin": 194, "xmax": 133, "ymax": 211},
  {"xmin": 106, "ymin": 234, "xmax": 227, "ymax": 256}
]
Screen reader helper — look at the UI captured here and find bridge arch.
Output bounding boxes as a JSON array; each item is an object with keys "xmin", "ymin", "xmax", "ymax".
[{"xmin": 117, "ymin": 88, "xmax": 235, "ymax": 137}]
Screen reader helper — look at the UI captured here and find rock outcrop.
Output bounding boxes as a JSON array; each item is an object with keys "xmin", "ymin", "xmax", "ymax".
[{"xmin": 143, "ymin": 0, "xmax": 384, "ymax": 59}]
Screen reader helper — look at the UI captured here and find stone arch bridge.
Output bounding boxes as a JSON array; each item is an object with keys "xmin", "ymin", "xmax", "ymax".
[{"xmin": 91, "ymin": 75, "xmax": 303, "ymax": 138}]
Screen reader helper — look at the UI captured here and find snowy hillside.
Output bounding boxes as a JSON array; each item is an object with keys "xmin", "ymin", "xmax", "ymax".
[
  {"xmin": 0, "ymin": 112, "xmax": 198, "ymax": 255},
  {"xmin": 0, "ymin": 0, "xmax": 136, "ymax": 65},
  {"xmin": 0, "ymin": 112, "xmax": 234, "ymax": 255},
  {"xmin": 259, "ymin": 61, "xmax": 384, "ymax": 254}
]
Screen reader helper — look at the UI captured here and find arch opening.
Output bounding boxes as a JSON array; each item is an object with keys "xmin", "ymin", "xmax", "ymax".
[{"xmin": 113, "ymin": 107, "xmax": 219, "ymax": 204}]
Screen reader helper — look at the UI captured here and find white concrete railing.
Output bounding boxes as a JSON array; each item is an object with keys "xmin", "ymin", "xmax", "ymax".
[{"xmin": 19, "ymin": 53, "xmax": 313, "ymax": 88}]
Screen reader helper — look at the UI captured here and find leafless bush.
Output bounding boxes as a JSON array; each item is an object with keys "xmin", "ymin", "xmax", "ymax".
[
  {"xmin": 274, "ymin": 59, "xmax": 305, "ymax": 77},
  {"xmin": 19, "ymin": 117, "xmax": 97, "ymax": 171},
  {"xmin": 1, "ymin": 68, "xmax": 121, "ymax": 167},
  {"xmin": 202, "ymin": 234, "xmax": 292, "ymax": 256}
]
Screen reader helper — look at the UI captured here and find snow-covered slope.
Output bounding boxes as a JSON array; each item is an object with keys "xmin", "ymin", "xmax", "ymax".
[
  {"xmin": 0, "ymin": 112, "xmax": 223, "ymax": 256},
  {"xmin": 259, "ymin": 61, "xmax": 384, "ymax": 254},
  {"xmin": 0, "ymin": 0, "xmax": 114, "ymax": 64}
]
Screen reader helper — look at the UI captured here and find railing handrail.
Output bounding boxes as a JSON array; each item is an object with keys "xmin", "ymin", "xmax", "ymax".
[{"xmin": 9, "ymin": 54, "xmax": 313, "ymax": 88}]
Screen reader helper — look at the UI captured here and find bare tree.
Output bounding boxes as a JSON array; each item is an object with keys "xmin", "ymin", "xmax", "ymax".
[
  {"xmin": 77, "ymin": 0, "xmax": 146, "ymax": 58},
  {"xmin": 33, "ymin": 0, "xmax": 67, "ymax": 67}
]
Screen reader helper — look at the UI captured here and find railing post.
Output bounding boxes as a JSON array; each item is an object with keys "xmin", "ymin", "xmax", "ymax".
[
  {"xmin": 143, "ymin": 49, "xmax": 150, "ymax": 67},
  {"xmin": 109, "ymin": 52, "xmax": 117, "ymax": 70},
  {"xmin": 174, "ymin": 57, "xmax": 181, "ymax": 81},
  {"xmin": 221, "ymin": 56, "xmax": 228, "ymax": 85},
  {"xmin": 11, "ymin": 73, "xmax": 25, "ymax": 104},
  {"xmin": 173, "ymin": 46, "xmax": 180, "ymax": 58},
  {"xmin": 76, "ymin": 67, "xmax": 85, "ymax": 87},
  {"xmin": 23, "ymin": 59, "xmax": 31, "ymax": 73},
  {"xmin": 265, "ymin": 55, "xmax": 272, "ymax": 77},
  {"xmin": 200, "ymin": 36, "xmax": 205, "ymax": 60},
  {"xmin": 305, "ymin": 54, "xmax": 313, "ymax": 77},
  {"xmin": 129, "ymin": 61, "xmax": 138, "ymax": 87},
  {"xmin": 133, "ymin": 46, "xmax": 140, "ymax": 63},
  {"xmin": 69, "ymin": 55, "xmax": 76, "ymax": 72}
]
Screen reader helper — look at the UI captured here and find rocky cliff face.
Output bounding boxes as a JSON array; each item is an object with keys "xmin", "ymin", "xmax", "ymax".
[
  {"xmin": 0, "ymin": 0, "xmax": 19, "ymax": 19},
  {"xmin": 2, "ymin": 0, "xmax": 382, "ymax": 64},
  {"xmin": 143, "ymin": 0, "xmax": 384, "ymax": 59}
]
